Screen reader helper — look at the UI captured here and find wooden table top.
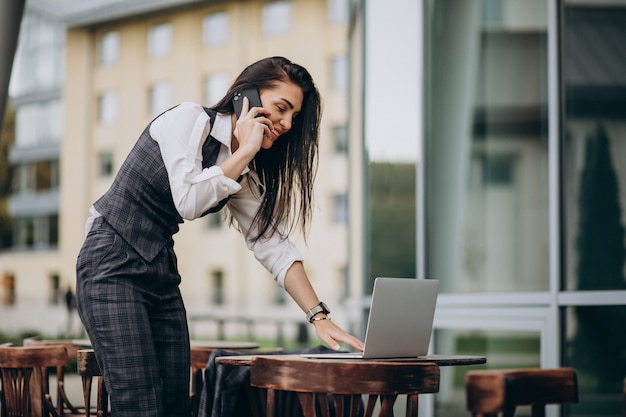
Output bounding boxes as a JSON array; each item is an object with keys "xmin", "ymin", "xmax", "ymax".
[
  {"xmin": 72, "ymin": 339, "xmax": 260, "ymax": 350},
  {"xmin": 190, "ymin": 340, "xmax": 260, "ymax": 350},
  {"xmin": 215, "ymin": 353, "xmax": 486, "ymax": 366}
]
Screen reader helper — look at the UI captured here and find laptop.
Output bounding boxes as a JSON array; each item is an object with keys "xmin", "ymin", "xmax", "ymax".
[{"xmin": 300, "ymin": 277, "xmax": 439, "ymax": 359}]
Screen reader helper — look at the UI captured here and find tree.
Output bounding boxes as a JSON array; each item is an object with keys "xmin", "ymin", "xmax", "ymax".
[
  {"xmin": 571, "ymin": 124, "xmax": 626, "ymax": 392},
  {"xmin": 0, "ymin": 106, "xmax": 15, "ymax": 249}
]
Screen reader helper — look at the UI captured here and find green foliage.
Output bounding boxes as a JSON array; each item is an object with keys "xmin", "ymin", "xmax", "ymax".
[
  {"xmin": 571, "ymin": 124, "xmax": 626, "ymax": 392},
  {"xmin": 366, "ymin": 162, "xmax": 417, "ymax": 290},
  {"xmin": 0, "ymin": 106, "xmax": 15, "ymax": 249}
]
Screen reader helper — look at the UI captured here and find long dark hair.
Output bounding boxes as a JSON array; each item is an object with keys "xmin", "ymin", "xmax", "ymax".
[{"xmin": 211, "ymin": 56, "xmax": 321, "ymax": 242}]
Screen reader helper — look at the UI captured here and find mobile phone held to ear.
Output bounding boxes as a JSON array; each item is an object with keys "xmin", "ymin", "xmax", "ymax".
[{"xmin": 232, "ymin": 88, "xmax": 263, "ymax": 118}]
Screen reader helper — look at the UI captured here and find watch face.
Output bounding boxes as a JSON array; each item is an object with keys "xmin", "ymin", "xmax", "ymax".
[{"xmin": 321, "ymin": 302, "xmax": 330, "ymax": 314}]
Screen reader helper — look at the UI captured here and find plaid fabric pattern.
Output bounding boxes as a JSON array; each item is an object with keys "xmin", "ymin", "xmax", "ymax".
[{"xmin": 76, "ymin": 217, "xmax": 191, "ymax": 417}]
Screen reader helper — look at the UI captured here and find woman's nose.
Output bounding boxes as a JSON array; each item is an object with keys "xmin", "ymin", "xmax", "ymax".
[{"xmin": 281, "ymin": 118, "xmax": 292, "ymax": 131}]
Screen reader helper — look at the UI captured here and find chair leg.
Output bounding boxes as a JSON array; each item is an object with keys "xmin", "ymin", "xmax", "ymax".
[
  {"xmin": 378, "ymin": 395, "xmax": 398, "ymax": 417},
  {"xmin": 266, "ymin": 388, "xmax": 276, "ymax": 417},
  {"xmin": 364, "ymin": 395, "xmax": 378, "ymax": 417},
  {"xmin": 297, "ymin": 392, "xmax": 317, "ymax": 417},
  {"xmin": 81, "ymin": 375, "xmax": 93, "ymax": 417},
  {"xmin": 406, "ymin": 393, "xmax": 419, "ymax": 417}
]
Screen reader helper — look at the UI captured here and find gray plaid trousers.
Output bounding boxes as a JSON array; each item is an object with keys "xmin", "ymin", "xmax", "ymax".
[{"xmin": 76, "ymin": 216, "xmax": 191, "ymax": 417}]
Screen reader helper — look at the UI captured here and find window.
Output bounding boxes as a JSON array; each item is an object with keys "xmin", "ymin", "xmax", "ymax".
[
  {"xmin": 332, "ymin": 124, "xmax": 348, "ymax": 154},
  {"xmin": 480, "ymin": 154, "xmax": 515, "ymax": 186},
  {"xmin": 206, "ymin": 212, "xmax": 223, "ymax": 230},
  {"xmin": 98, "ymin": 31, "xmax": 120, "ymax": 65},
  {"xmin": 13, "ymin": 214, "xmax": 58, "ymax": 250},
  {"xmin": 14, "ymin": 11, "xmax": 65, "ymax": 94},
  {"xmin": 202, "ymin": 11, "xmax": 229, "ymax": 47},
  {"xmin": 434, "ymin": 329, "xmax": 540, "ymax": 415},
  {"xmin": 331, "ymin": 193, "xmax": 348, "ymax": 224},
  {"xmin": 425, "ymin": 0, "xmax": 549, "ymax": 293},
  {"xmin": 15, "ymin": 100, "xmax": 63, "ymax": 147},
  {"xmin": 561, "ymin": 6, "xmax": 626, "ymax": 412},
  {"xmin": 328, "ymin": 0, "xmax": 348, "ymax": 24},
  {"xmin": 203, "ymin": 72, "xmax": 230, "ymax": 106},
  {"xmin": 98, "ymin": 91, "xmax": 118, "ymax": 125},
  {"xmin": 147, "ymin": 23, "xmax": 172, "ymax": 58},
  {"xmin": 211, "ymin": 270, "xmax": 224, "ymax": 305},
  {"xmin": 149, "ymin": 81, "xmax": 171, "ymax": 116},
  {"xmin": 98, "ymin": 152, "xmax": 114, "ymax": 177},
  {"xmin": 12, "ymin": 160, "xmax": 59, "ymax": 194},
  {"xmin": 49, "ymin": 273, "xmax": 60, "ymax": 305},
  {"xmin": 262, "ymin": 1, "xmax": 292, "ymax": 36},
  {"xmin": 2, "ymin": 273, "xmax": 15, "ymax": 306},
  {"xmin": 331, "ymin": 55, "xmax": 348, "ymax": 91}
]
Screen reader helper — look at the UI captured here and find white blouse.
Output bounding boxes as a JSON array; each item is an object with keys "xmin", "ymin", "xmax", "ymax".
[{"xmin": 92, "ymin": 102, "xmax": 302, "ymax": 287}]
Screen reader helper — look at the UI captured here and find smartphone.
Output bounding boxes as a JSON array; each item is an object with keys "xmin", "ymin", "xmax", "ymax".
[{"xmin": 232, "ymin": 88, "xmax": 263, "ymax": 118}]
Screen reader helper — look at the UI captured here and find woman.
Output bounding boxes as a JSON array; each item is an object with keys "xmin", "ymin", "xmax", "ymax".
[{"xmin": 76, "ymin": 56, "xmax": 364, "ymax": 417}]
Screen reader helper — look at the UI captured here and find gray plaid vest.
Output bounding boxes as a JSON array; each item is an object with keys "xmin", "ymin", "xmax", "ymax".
[{"xmin": 94, "ymin": 107, "xmax": 226, "ymax": 262}]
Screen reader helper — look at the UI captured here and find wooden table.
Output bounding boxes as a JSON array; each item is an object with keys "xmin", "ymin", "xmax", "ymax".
[
  {"xmin": 216, "ymin": 353, "xmax": 486, "ymax": 366},
  {"xmin": 214, "ymin": 354, "xmax": 486, "ymax": 417},
  {"xmin": 190, "ymin": 340, "xmax": 260, "ymax": 350}
]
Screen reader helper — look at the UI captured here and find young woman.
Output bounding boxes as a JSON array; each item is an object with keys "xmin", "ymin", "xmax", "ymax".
[{"xmin": 75, "ymin": 56, "xmax": 364, "ymax": 417}]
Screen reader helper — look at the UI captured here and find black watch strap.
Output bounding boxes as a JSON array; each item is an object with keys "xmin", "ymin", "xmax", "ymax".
[{"xmin": 306, "ymin": 302, "xmax": 330, "ymax": 323}]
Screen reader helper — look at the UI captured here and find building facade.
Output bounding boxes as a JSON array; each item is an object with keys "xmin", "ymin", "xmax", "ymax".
[
  {"xmin": 1, "ymin": 0, "xmax": 359, "ymax": 343},
  {"xmin": 1, "ymin": 3, "xmax": 67, "ymax": 331}
]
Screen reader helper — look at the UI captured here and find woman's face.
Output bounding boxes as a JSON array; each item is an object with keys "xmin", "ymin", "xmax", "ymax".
[{"xmin": 259, "ymin": 80, "xmax": 303, "ymax": 149}]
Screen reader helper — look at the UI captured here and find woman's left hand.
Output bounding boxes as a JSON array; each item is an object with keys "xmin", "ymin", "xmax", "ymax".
[{"xmin": 312, "ymin": 318, "xmax": 364, "ymax": 352}]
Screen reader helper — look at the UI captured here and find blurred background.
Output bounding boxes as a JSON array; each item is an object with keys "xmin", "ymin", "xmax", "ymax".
[{"xmin": 1, "ymin": 0, "xmax": 625, "ymax": 416}]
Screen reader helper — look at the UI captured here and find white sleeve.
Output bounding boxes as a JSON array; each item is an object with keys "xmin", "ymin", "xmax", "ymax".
[
  {"xmin": 226, "ymin": 173, "xmax": 303, "ymax": 287},
  {"xmin": 149, "ymin": 102, "xmax": 242, "ymax": 220}
]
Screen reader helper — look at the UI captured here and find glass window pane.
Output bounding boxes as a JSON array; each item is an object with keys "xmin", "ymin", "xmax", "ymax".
[
  {"xmin": 98, "ymin": 91, "xmax": 118, "ymax": 125},
  {"xmin": 333, "ymin": 124, "xmax": 348, "ymax": 154},
  {"xmin": 328, "ymin": 0, "xmax": 348, "ymax": 24},
  {"xmin": 98, "ymin": 152, "xmax": 114, "ymax": 177},
  {"xmin": 367, "ymin": 162, "xmax": 416, "ymax": 289},
  {"xmin": 204, "ymin": 72, "xmax": 230, "ymax": 107},
  {"xmin": 562, "ymin": 3, "xmax": 626, "ymax": 291},
  {"xmin": 331, "ymin": 55, "xmax": 348, "ymax": 92},
  {"xmin": 565, "ymin": 306, "xmax": 626, "ymax": 416},
  {"xmin": 332, "ymin": 193, "xmax": 348, "ymax": 224},
  {"xmin": 148, "ymin": 23, "xmax": 172, "ymax": 58},
  {"xmin": 262, "ymin": 1, "xmax": 292, "ymax": 36},
  {"xmin": 202, "ymin": 11, "xmax": 229, "ymax": 47},
  {"xmin": 434, "ymin": 329, "xmax": 540, "ymax": 416},
  {"xmin": 425, "ymin": 0, "xmax": 549, "ymax": 293},
  {"xmin": 149, "ymin": 81, "xmax": 171, "ymax": 116},
  {"xmin": 99, "ymin": 31, "xmax": 120, "ymax": 65}
]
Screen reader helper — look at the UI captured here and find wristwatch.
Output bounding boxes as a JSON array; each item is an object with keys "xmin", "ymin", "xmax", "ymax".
[{"xmin": 306, "ymin": 301, "xmax": 331, "ymax": 323}]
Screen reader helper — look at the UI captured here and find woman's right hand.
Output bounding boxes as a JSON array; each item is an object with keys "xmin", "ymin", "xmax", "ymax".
[{"xmin": 233, "ymin": 97, "xmax": 268, "ymax": 157}]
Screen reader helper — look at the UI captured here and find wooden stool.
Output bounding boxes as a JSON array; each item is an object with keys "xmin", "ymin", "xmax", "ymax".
[
  {"xmin": 77, "ymin": 349, "xmax": 109, "ymax": 417},
  {"xmin": 250, "ymin": 356, "xmax": 440, "ymax": 417},
  {"xmin": 465, "ymin": 368, "xmax": 578, "ymax": 417}
]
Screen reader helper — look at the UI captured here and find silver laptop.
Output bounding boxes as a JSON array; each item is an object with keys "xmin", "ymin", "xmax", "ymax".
[{"xmin": 301, "ymin": 277, "xmax": 439, "ymax": 359}]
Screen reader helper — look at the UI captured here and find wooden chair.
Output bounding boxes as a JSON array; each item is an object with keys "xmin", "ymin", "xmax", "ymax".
[
  {"xmin": 465, "ymin": 368, "xmax": 578, "ymax": 417},
  {"xmin": 22, "ymin": 338, "xmax": 84, "ymax": 416},
  {"xmin": 76, "ymin": 350, "xmax": 108, "ymax": 417},
  {"xmin": 0, "ymin": 342, "xmax": 14, "ymax": 417},
  {"xmin": 0, "ymin": 344, "xmax": 74, "ymax": 417},
  {"xmin": 250, "ymin": 356, "xmax": 440, "ymax": 417}
]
